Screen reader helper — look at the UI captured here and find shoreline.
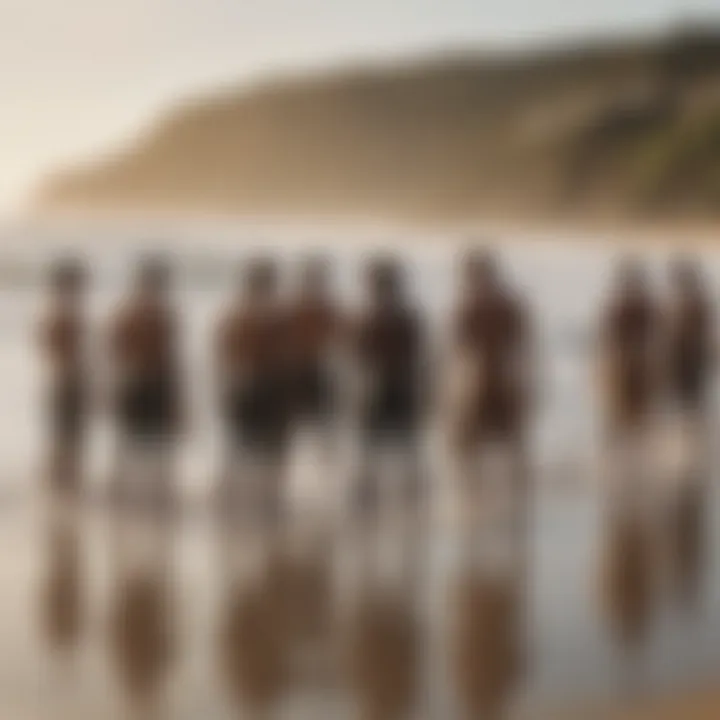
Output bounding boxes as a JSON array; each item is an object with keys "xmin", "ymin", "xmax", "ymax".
[{"xmin": 11, "ymin": 206, "xmax": 720, "ymax": 252}]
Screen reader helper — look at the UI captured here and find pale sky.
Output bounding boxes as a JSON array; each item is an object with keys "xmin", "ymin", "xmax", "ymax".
[{"xmin": 1, "ymin": 0, "xmax": 718, "ymax": 214}]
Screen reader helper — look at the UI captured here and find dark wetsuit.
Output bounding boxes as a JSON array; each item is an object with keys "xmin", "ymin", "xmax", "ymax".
[
  {"xmin": 455, "ymin": 292, "xmax": 526, "ymax": 440},
  {"xmin": 112, "ymin": 305, "xmax": 181, "ymax": 443},
  {"xmin": 42, "ymin": 312, "xmax": 86, "ymax": 446},
  {"xmin": 603, "ymin": 297, "xmax": 657, "ymax": 427},
  {"xmin": 667, "ymin": 295, "xmax": 712, "ymax": 410},
  {"xmin": 286, "ymin": 301, "xmax": 337, "ymax": 423},
  {"xmin": 355, "ymin": 306, "xmax": 424, "ymax": 444},
  {"xmin": 218, "ymin": 308, "xmax": 289, "ymax": 452}
]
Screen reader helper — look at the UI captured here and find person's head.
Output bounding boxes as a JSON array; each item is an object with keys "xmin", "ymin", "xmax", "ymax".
[
  {"xmin": 614, "ymin": 256, "xmax": 647, "ymax": 301},
  {"xmin": 135, "ymin": 255, "xmax": 171, "ymax": 301},
  {"xmin": 669, "ymin": 255, "xmax": 702, "ymax": 296},
  {"xmin": 366, "ymin": 255, "xmax": 403, "ymax": 307},
  {"xmin": 49, "ymin": 257, "xmax": 86, "ymax": 306},
  {"xmin": 459, "ymin": 247, "xmax": 500, "ymax": 299},
  {"xmin": 241, "ymin": 256, "xmax": 279, "ymax": 304},
  {"xmin": 298, "ymin": 254, "xmax": 332, "ymax": 301}
]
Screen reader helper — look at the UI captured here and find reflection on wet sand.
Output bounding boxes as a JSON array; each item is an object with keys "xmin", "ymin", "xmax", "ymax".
[
  {"xmin": 107, "ymin": 514, "xmax": 177, "ymax": 718},
  {"xmin": 265, "ymin": 536, "xmax": 335, "ymax": 686},
  {"xmin": 449, "ymin": 571, "xmax": 525, "ymax": 720},
  {"xmin": 341, "ymin": 462, "xmax": 426, "ymax": 720},
  {"xmin": 445, "ymin": 444, "xmax": 529, "ymax": 720},
  {"xmin": 39, "ymin": 505, "xmax": 84, "ymax": 656},
  {"xmin": 600, "ymin": 508, "xmax": 655, "ymax": 653},
  {"xmin": 217, "ymin": 570, "xmax": 289, "ymax": 716},
  {"xmin": 215, "ymin": 510, "xmax": 338, "ymax": 716},
  {"xmin": 19, "ymin": 429, "xmax": 719, "ymax": 720},
  {"xmin": 345, "ymin": 587, "xmax": 420, "ymax": 720},
  {"xmin": 667, "ymin": 480, "xmax": 707, "ymax": 612},
  {"xmin": 597, "ymin": 407, "xmax": 713, "ymax": 702},
  {"xmin": 598, "ymin": 426, "xmax": 663, "ymax": 701}
]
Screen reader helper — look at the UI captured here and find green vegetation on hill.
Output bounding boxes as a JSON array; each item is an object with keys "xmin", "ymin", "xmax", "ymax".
[{"xmin": 37, "ymin": 26, "xmax": 720, "ymax": 221}]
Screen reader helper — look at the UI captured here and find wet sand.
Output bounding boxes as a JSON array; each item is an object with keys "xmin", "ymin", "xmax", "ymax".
[
  {"xmin": 562, "ymin": 687, "xmax": 720, "ymax": 720},
  {"xmin": 0, "ymin": 450, "xmax": 715, "ymax": 720},
  {"xmin": 616, "ymin": 689, "xmax": 720, "ymax": 720}
]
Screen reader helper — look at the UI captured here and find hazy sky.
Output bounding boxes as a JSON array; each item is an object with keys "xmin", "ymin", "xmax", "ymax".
[{"xmin": 1, "ymin": 0, "xmax": 718, "ymax": 213}]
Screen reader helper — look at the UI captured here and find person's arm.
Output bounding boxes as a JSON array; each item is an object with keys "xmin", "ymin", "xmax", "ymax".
[
  {"xmin": 37, "ymin": 313, "xmax": 52, "ymax": 360},
  {"xmin": 650, "ymin": 305, "xmax": 669, "ymax": 406},
  {"xmin": 326, "ymin": 305, "xmax": 348, "ymax": 394},
  {"xmin": 440, "ymin": 305, "xmax": 479, "ymax": 452},
  {"xmin": 332, "ymin": 309, "xmax": 360, "ymax": 421},
  {"xmin": 416, "ymin": 313, "xmax": 436, "ymax": 422},
  {"xmin": 102, "ymin": 308, "xmax": 128, "ymax": 416},
  {"xmin": 705, "ymin": 301, "xmax": 716, "ymax": 375},
  {"xmin": 213, "ymin": 312, "xmax": 230, "ymax": 389},
  {"xmin": 595, "ymin": 305, "xmax": 619, "ymax": 439},
  {"xmin": 167, "ymin": 311, "xmax": 188, "ymax": 433},
  {"xmin": 107, "ymin": 306, "xmax": 129, "ymax": 370},
  {"xmin": 346, "ymin": 314, "xmax": 372, "ymax": 420}
]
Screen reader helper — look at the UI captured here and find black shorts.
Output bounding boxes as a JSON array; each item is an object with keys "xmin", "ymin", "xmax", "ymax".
[
  {"xmin": 477, "ymin": 392, "xmax": 521, "ymax": 440},
  {"xmin": 49, "ymin": 380, "xmax": 85, "ymax": 446},
  {"xmin": 293, "ymin": 365, "xmax": 334, "ymax": 422},
  {"xmin": 117, "ymin": 376, "xmax": 177, "ymax": 442},
  {"xmin": 362, "ymin": 379, "xmax": 420, "ymax": 446},
  {"xmin": 672, "ymin": 361, "xmax": 707, "ymax": 410},
  {"xmin": 223, "ymin": 377, "xmax": 289, "ymax": 452}
]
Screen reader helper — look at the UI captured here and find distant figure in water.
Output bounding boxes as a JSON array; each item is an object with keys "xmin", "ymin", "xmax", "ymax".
[
  {"xmin": 446, "ymin": 249, "xmax": 532, "ymax": 522},
  {"xmin": 38, "ymin": 258, "xmax": 88, "ymax": 496},
  {"xmin": 108, "ymin": 257, "xmax": 183, "ymax": 509},
  {"xmin": 351, "ymin": 256, "xmax": 428, "ymax": 519},
  {"xmin": 665, "ymin": 256, "xmax": 713, "ymax": 427},
  {"xmin": 214, "ymin": 257, "xmax": 290, "ymax": 523},
  {"xmin": 599, "ymin": 258, "xmax": 661, "ymax": 444},
  {"xmin": 286, "ymin": 254, "xmax": 342, "ymax": 445}
]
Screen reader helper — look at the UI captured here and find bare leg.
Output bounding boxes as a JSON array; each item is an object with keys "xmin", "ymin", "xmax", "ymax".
[
  {"xmin": 456, "ymin": 440, "xmax": 483, "ymax": 535},
  {"xmin": 216, "ymin": 441, "xmax": 242, "ymax": 524},
  {"xmin": 256, "ymin": 450, "xmax": 287, "ymax": 534},
  {"xmin": 403, "ymin": 438, "xmax": 425, "ymax": 519},
  {"xmin": 152, "ymin": 441, "xmax": 176, "ymax": 516},
  {"xmin": 355, "ymin": 446, "xmax": 380, "ymax": 531},
  {"xmin": 110, "ymin": 435, "xmax": 130, "ymax": 508},
  {"xmin": 511, "ymin": 433, "xmax": 531, "ymax": 578},
  {"xmin": 49, "ymin": 441, "xmax": 81, "ymax": 500}
]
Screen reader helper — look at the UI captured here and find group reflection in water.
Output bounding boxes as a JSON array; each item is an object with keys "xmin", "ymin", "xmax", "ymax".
[
  {"xmin": 107, "ymin": 514, "xmax": 177, "ymax": 717},
  {"xmin": 34, "ymin": 248, "xmax": 716, "ymax": 718}
]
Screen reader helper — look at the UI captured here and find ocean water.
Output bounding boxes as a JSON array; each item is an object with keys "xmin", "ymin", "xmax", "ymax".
[{"xmin": 0, "ymin": 221, "xmax": 719, "ymax": 718}]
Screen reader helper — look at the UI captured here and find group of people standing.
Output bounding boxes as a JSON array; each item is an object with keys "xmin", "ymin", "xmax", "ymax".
[
  {"xmin": 594, "ymin": 256, "xmax": 716, "ymax": 657},
  {"xmin": 39, "ymin": 248, "xmax": 714, "ymax": 514},
  {"xmin": 599, "ymin": 256, "xmax": 713, "ymax": 442}
]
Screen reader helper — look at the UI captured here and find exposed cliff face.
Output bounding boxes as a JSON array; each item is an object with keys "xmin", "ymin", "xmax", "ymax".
[{"xmin": 37, "ymin": 29, "xmax": 720, "ymax": 221}]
